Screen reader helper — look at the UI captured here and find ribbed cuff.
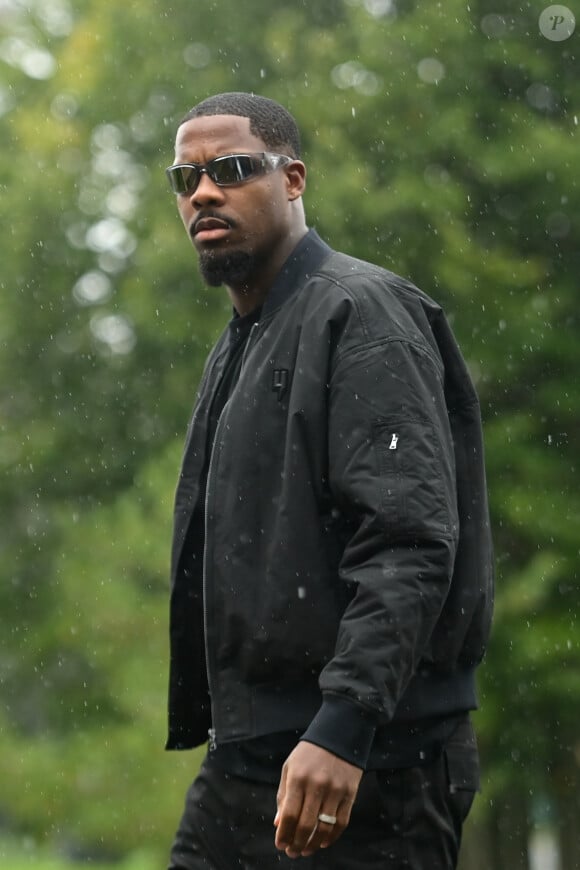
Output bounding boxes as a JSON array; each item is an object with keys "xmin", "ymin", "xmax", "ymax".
[{"xmin": 299, "ymin": 694, "xmax": 377, "ymax": 769}]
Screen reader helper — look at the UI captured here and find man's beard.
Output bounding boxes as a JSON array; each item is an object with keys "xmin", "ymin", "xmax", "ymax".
[{"xmin": 198, "ymin": 249, "xmax": 255, "ymax": 288}]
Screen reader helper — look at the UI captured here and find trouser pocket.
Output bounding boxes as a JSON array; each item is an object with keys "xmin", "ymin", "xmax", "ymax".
[{"xmin": 444, "ymin": 717, "xmax": 480, "ymax": 823}]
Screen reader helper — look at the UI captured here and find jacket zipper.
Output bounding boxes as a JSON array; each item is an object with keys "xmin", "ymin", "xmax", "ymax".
[
  {"xmin": 202, "ymin": 320, "xmax": 261, "ymax": 752},
  {"xmin": 207, "ymin": 727, "xmax": 217, "ymax": 752},
  {"xmin": 202, "ymin": 400, "xmax": 228, "ymax": 752}
]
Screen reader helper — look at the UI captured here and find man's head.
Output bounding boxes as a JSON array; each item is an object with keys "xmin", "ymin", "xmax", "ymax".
[
  {"xmin": 180, "ymin": 92, "xmax": 302, "ymax": 159},
  {"xmin": 168, "ymin": 93, "xmax": 307, "ymax": 311}
]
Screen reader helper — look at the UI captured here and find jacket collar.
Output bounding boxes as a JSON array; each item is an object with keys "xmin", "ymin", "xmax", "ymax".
[{"xmin": 261, "ymin": 228, "xmax": 333, "ymax": 318}]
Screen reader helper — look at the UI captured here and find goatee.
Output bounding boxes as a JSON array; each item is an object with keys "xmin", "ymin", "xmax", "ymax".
[{"xmin": 198, "ymin": 249, "xmax": 255, "ymax": 288}]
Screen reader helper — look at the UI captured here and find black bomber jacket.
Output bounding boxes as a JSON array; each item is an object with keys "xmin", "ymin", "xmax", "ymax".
[{"xmin": 167, "ymin": 230, "xmax": 494, "ymax": 768}]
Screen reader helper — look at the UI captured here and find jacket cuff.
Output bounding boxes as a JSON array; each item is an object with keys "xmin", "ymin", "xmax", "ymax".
[{"xmin": 299, "ymin": 694, "xmax": 377, "ymax": 769}]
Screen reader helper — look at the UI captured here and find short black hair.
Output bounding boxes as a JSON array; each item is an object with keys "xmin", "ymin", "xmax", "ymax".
[{"xmin": 179, "ymin": 92, "xmax": 301, "ymax": 159}]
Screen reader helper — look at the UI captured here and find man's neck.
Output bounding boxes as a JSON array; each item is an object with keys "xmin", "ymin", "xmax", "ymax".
[{"xmin": 227, "ymin": 227, "xmax": 308, "ymax": 316}]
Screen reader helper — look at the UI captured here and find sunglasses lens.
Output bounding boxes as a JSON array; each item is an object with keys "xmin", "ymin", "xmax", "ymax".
[
  {"xmin": 167, "ymin": 165, "xmax": 199, "ymax": 194},
  {"xmin": 211, "ymin": 155, "xmax": 257, "ymax": 185},
  {"xmin": 166, "ymin": 154, "xmax": 272, "ymax": 194}
]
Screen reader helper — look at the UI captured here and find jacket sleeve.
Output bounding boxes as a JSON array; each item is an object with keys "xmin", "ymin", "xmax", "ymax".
[{"xmin": 301, "ymin": 335, "xmax": 459, "ymax": 767}]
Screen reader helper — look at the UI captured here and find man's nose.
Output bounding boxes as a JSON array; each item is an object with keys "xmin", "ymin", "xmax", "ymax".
[{"xmin": 190, "ymin": 170, "xmax": 226, "ymax": 206}]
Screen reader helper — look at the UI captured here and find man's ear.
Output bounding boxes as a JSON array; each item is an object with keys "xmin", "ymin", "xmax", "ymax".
[{"xmin": 285, "ymin": 160, "xmax": 307, "ymax": 201}]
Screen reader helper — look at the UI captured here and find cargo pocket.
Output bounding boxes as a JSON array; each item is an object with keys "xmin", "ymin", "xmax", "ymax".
[{"xmin": 444, "ymin": 718, "xmax": 480, "ymax": 823}]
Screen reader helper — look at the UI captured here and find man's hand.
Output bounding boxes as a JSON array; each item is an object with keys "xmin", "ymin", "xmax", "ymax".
[{"xmin": 274, "ymin": 741, "xmax": 363, "ymax": 858}]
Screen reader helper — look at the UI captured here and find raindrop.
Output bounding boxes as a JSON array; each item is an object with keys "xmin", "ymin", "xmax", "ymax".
[
  {"xmin": 546, "ymin": 212, "xmax": 570, "ymax": 238},
  {"xmin": 78, "ymin": 184, "xmax": 106, "ymax": 216},
  {"xmin": 495, "ymin": 195, "xmax": 524, "ymax": 221},
  {"xmin": 526, "ymin": 83, "xmax": 559, "ymax": 112},
  {"xmin": 129, "ymin": 111, "xmax": 156, "ymax": 143},
  {"xmin": 55, "ymin": 328, "xmax": 82, "ymax": 355},
  {"xmin": 183, "ymin": 43, "xmax": 211, "ymax": 69},
  {"xmin": 72, "ymin": 271, "xmax": 112, "ymax": 306},
  {"xmin": 91, "ymin": 123, "xmax": 123, "ymax": 151},
  {"xmin": 424, "ymin": 164, "xmax": 450, "ymax": 187},
  {"xmin": 331, "ymin": 60, "xmax": 366, "ymax": 90},
  {"xmin": 85, "ymin": 218, "xmax": 136, "ymax": 258},
  {"xmin": 20, "ymin": 47, "xmax": 57, "ymax": 80},
  {"xmin": 0, "ymin": 86, "xmax": 15, "ymax": 117},
  {"xmin": 363, "ymin": 0, "xmax": 394, "ymax": 18},
  {"xmin": 480, "ymin": 14, "xmax": 508, "ymax": 38},
  {"xmin": 417, "ymin": 58, "xmax": 445, "ymax": 84},
  {"xmin": 0, "ymin": 36, "xmax": 25, "ymax": 66},
  {"xmin": 0, "ymin": 36, "xmax": 54, "ymax": 78},
  {"xmin": 106, "ymin": 185, "xmax": 138, "ymax": 220},
  {"xmin": 330, "ymin": 61, "xmax": 381, "ymax": 96},
  {"xmin": 93, "ymin": 149, "xmax": 133, "ymax": 180},
  {"xmin": 36, "ymin": 0, "xmax": 74, "ymax": 37},
  {"xmin": 0, "ymin": 435, "xmax": 22, "ymax": 467},
  {"xmin": 97, "ymin": 251, "xmax": 129, "ymax": 274},
  {"xmin": 50, "ymin": 93, "xmax": 78, "ymax": 121},
  {"xmin": 356, "ymin": 72, "xmax": 381, "ymax": 96},
  {"xmin": 65, "ymin": 222, "xmax": 89, "ymax": 249},
  {"xmin": 90, "ymin": 313, "xmax": 136, "ymax": 355}
]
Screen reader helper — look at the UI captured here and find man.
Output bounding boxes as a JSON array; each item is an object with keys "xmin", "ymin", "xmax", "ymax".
[{"xmin": 165, "ymin": 92, "xmax": 493, "ymax": 869}]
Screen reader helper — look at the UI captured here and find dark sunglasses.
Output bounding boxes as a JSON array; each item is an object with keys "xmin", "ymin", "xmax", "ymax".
[{"xmin": 165, "ymin": 152, "xmax": 292, "ymax": 195}]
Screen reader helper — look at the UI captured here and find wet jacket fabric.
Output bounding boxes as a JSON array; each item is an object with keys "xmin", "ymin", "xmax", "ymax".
[{"xmin": 166, "ymin": 230, "xmax": 494, "ymax": 769}]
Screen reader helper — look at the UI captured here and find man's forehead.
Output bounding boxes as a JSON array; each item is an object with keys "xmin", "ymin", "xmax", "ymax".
[{"xmin": 174, "ymin": 114, "xmax": 264, "ymax": 158}]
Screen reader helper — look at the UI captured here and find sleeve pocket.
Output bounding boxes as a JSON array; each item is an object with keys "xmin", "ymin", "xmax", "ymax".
[{"xmin": 373, "ymin": 416, "xmax": 455, "ymax": 538}]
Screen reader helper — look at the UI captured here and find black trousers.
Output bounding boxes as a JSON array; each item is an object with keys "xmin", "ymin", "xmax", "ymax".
[{"xmin": 168, "ymin": 718, "xmax": 479, "ymax": 870}]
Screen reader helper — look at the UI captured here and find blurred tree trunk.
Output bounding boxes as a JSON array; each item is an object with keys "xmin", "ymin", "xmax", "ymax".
[
  {"xmin": 494, "ymin": 791, "xmax": 529, "ymax": 870},
  {"xmin": 458, "ymin": 810, "xmax": 492, "ymax": 870},
  {"xmin": 556, "ymin": 761, "xmax": 580, "ymax": 870},
  {"xmin": 560, "ymin": 826, "xmax": 580, "ymax": 870},
  {"xmin": 459, "ymin": 791, "xmax": 528, "ymax": 870}
]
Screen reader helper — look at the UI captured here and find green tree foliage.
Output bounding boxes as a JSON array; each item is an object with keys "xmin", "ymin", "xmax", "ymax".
[{"xmin": 1, "ymin": 0, "xmax": 579, "ymax": 864}]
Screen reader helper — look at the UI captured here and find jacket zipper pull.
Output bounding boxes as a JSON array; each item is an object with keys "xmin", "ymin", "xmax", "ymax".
[{"xmin": 208, "ymin": 728, "xmax": 217, "ymax": 752}]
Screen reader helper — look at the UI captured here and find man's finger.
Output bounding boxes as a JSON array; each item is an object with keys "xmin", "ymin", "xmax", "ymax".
[
  {"xmin": 274, "ymin": 772, "xmax": 305, "ymax": 852},
  {"xmin": 300, "ymin": 796, "xmax": 354, "ymax": 856},
  {"xmin": 282, "ymin": 790, "xmax": 329, "ymax": 857},
  {"xmin": 274, "ymin": 764, "xmax": 288, "ymax": 827}
]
